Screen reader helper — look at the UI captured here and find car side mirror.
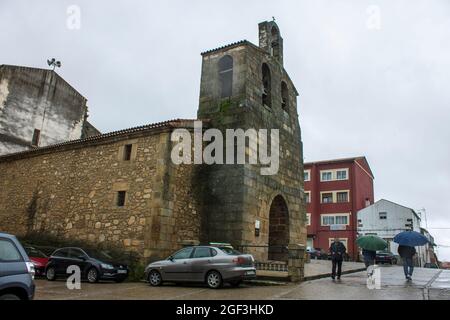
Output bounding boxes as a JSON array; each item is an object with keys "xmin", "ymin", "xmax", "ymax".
[
  {"xmin": 168, "ymin": 256, "xmax": 174, "ymax": 261},
  {"xmin": 78, "ymin": 255, "xmax": 87, "ymax": 261}
]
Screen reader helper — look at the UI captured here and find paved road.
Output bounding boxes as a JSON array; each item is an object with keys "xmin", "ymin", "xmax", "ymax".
[{"xmin": 34, "ymin": 266, "xmax": 450, "ymax": 300}]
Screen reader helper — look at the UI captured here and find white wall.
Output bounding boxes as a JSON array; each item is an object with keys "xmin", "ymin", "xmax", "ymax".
[{"xmin": 357, "ymin": 200, "xmax": 425, "ymax": 265}]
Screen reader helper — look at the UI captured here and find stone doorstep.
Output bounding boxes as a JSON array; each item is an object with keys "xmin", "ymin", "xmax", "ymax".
[
  {"xmin": 244, "ymin": 279, "xmax": 289, "ymax": 286},
  {"xmin": 256, "ymin": 270, "xmax": 290, "ymax": 282}
]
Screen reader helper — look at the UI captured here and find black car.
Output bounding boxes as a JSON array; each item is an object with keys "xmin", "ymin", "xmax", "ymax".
[
  {"xmin": 375, "ymin": 251, "xmax": 398, "ymax": 265},
  {"xmin": 0, "ymin": 233, "xmax": 36, "ymax": 300},
  {"xmin": 45, "ymin": 247, "xmax": 129, "ymax": 283}
]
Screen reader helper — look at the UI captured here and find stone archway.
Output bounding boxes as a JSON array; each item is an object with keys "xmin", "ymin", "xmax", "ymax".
[{"xmin": 268, "ymin": 195, "xmax": 289, "ymax": 261}]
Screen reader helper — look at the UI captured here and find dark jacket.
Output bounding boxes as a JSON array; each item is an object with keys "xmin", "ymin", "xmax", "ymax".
[
  {"xmin": 329, "ymin": 242, "xmax": 346, "ymax": 260},
  {"xmin": 362, "ymin": 249, "xmax": 377, "ymax": 260},
  {"xmin": 398, "ymin": 245, "xmax": 416, "ymax": 258}
]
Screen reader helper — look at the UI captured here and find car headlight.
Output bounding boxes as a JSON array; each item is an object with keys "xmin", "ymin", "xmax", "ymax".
[{"xmin": 101, "ymin": 263, "xmax": 114, "ymax": 270}]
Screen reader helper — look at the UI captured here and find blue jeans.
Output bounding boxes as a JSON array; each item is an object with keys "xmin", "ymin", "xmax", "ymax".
[{"xmin": 403, "ymin": 258, "xmax": 414, "ymax": 277}]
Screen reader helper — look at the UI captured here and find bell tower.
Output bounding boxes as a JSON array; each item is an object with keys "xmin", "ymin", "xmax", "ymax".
[
  {"xmin": 196, "ymin": 21, "xmax": 306, "ymax": 260},
  {"xmin": 259, "ymin": 20, "xmax": 284, "ymax": 65}
]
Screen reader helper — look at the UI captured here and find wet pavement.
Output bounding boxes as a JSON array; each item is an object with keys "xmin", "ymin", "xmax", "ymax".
[{"xmin": 34, "ymin": 265, "xmax": 450, "ymax": 300}]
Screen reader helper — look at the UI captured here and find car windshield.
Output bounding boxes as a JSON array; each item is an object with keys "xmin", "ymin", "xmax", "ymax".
[
  {"xmin": 84, "ymin": 249, "xmax": 114, "ymax": 261},
  {"xmin": 25, "ymin": 247, "xmax": 47, "ymax": 258},
  {"xmin": 219, "ymin": 247, "xmax": 242, "ymax": 255}
]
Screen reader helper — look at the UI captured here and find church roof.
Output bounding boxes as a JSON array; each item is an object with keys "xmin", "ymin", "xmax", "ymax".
[
  {"xmin": 201, "ymin": 40, "xmax": 250, "ymax": 55},
  {"xmin": 0, "ymin": 119, "xmax": 202, "ymax": 162}
]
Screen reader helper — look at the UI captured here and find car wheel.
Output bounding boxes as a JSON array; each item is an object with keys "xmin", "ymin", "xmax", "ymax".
[
  {"xmin": 230, "ymin": 281, "xmax": 242, "ymax": 288},
  {"xmin": 87, "ymin": 267, "xmax": 99, "ymax": 283},
  {"xmin": 148, "ymin": 270, "xmax": 163, "ymax": 286},
  {"xmin": 0, "ymin": 294, "xmax": 20, "ymax": 300},
  {"xmin": 46, "ymin": 267, "xmax": 57, "ymax": 281},
  {"xmin": 206, "ymin": 271, "xmax": 223, "ymax": 289}
]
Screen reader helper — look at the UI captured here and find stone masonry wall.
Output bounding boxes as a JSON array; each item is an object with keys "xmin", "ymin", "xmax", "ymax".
[{"xmin": 0, "ymin": 129, "xmax": 201, "ymax": 262}]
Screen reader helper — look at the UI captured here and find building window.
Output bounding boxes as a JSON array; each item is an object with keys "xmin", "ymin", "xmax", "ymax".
[
  {"xmin": 219, "ymin": 55, "xmax": 233, "ymax": 98},
  {"xmin": 281, "ymin": 81, "xmax": 289, "ymax": 112},
  {"xmin": 117, "ymin": 191, "xmax": 126, "ymax": 207},
  {"xmin": 262, "ymin": 63, "xmax": 272, "ymax": 108},
  {"xmin": 336, "ymin": 192, "xmax": 349, "ymax": 203},
  {"xmin": 322, "ymin": 215, "xmax": 335, "ymax": 226},
  {"xmin": 321, "ymin": 193, "xmax": 333, "ymax": 204},
  {"xmin": 305, "ymin": 191, "xmax": 311, "ymax": 204},
  {"xmin": 304, "ymin": 170, "xmax": 310, "ymax": 182},
  {"xmin": 321, "ymin": 171, "xmax": 332, "ymax": 181},
  {"xmin": 379, "ymin": 212, "xmax": 387, "ymax": 220},
  {"xmin": 31, "ymin": 129, "xmax": 41, "ymax": 147},
  {"xmin": 123, "ymin": 144, "xmax": 133, "ymax": 161},
  {"xmin": 336, "ymin": 170, "xmax": 347, "ymax": 180},
  {"xmin": 335, "ymin": 215, "xmax": 348, "ymax": 225},
  {"xmin": 320, "ymin": 168, "xmax": 349, "ymax": 182},
  {"xmin": 322, "ymin": 214, "xmax": 349, "ymax": 226},
  {"xmin": 306, "ymin": 213, "xmax": 311, "ymax": 226}
]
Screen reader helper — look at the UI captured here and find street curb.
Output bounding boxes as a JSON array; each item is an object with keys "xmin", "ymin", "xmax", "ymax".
[{"xmin": 303, "ymin": 268, "xmax": 367, "ymax": 281}]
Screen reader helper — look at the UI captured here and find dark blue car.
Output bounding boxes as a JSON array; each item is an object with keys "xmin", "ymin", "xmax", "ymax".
[{"xmin": 0, "ymin": 232, "xmax": 36, "ymax": 300}]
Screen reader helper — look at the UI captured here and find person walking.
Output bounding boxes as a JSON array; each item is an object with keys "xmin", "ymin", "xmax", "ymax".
[
  {"xmin": 398, "ymin": 245, "xmax": 416, "ymax": 281},
  {"xmin": 362, "ymin": 249, "xmax": 377, "ymax": 268},
  {"xmin": 329, "ymin": 238, "xmax": 346, "ymax": 280}
]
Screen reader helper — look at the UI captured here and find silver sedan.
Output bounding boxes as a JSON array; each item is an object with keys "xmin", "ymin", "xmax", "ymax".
[{"xmin": 144, "ymin": 246, "xmax": 256, "ymax": 289}]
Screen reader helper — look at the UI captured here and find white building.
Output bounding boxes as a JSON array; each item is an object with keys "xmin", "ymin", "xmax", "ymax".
[{"xmin": 357, "ymin": 199, "xmax": 427, "ymax": 266}]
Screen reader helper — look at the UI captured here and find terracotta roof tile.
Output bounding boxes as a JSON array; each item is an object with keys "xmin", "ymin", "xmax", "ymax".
[{"xmin": 0, "ymin": 119, "xmax": 200, "ymax": 162}]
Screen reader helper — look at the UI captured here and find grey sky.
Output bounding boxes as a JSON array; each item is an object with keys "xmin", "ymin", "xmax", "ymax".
[{"xmin": 1, "ymin": 0, "xmax": 449, "ymax": 260}]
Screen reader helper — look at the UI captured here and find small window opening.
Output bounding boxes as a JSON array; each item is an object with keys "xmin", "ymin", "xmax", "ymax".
[
  {"xmin": 32, "ymin": 129, "xmax": 41, "ymax": 147},
  {"xmin": 117, "ymin": 191, "xmax": 126, "ymax": 207},
  {"xmin": 123, "ymin": 144, "xmax": 133, "ymax": 161}
]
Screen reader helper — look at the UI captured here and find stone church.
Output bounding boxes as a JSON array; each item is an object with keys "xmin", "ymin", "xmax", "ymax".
[{"xmin": 0, "ymin": 21, "xmax": 306, "ymax": 263}]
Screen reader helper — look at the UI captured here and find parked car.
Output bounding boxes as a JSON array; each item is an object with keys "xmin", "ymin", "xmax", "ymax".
[
  {"xmin": 25, "ymin": 246, "xmax": 49, "ymax": 277},
  {"xmin": 0, "ymin": 233, "xmax": 35, "ymax": 300},
  {"xmin": 375, "ymin": 251, "xmax": 398, "ymax": 265},
  {"xmin": 45, "ymin": 247, "xmax": 129, "ymax": 283},
  {"xmin": 145, "ymin": 246, "xmax": 256, "ymax": 289},
  {"xmin": 307, "ymin": 247, "xmax": 326, "ymax": 260}
]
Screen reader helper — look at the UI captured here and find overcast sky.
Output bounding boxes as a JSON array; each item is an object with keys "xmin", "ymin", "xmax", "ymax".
[{"xmin": 1, "ymin": 0, "xmax": 449, "ymax": 260}]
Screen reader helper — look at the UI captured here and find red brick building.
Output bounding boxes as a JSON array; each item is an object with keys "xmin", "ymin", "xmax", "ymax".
[{"xmin": 304, "ymin": 157, "xmax": 374, "ymax": 260}]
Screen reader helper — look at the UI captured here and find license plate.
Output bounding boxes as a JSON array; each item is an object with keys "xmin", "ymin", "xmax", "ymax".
[
  {"xmin": 245, "ymin": 271, "xmax": 256, "ymax": 275},
  {"xmin": 117, "ymin": 270, "xmax": 127, "ymax": 274}
]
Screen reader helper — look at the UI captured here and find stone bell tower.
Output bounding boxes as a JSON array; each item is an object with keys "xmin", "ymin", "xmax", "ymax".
[
  {"xmin": 197, "ymin": 21, "xmax": 306, "ymax": 261},
  {"xmin": 258, "ymin": 20, "xmax": 284, "ymax": 65}
]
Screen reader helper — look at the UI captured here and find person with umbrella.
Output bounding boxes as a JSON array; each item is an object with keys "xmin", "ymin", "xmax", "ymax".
[
  {"xmin": 393, "ymin": 230, "xmax": 429, "ymax": 281},
  {"xmin": 398, "ymin": 245, "xmax": 416, "ymax": 280},
  {"xmin": 329, "ymin": 238, "xmax": 346, "ymax": 280},
  {"xmin": 356, "ymin": 235, "xmax": 388, "ymax": 268},
  {"xmin": 362, "ymin": 249, "xmax": 377, "ymax": 268}
]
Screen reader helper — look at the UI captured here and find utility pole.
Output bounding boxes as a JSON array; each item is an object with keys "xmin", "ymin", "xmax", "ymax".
[{"xmin": 418, "ymin": 208, "xmax": 428, "ymax": 230}]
